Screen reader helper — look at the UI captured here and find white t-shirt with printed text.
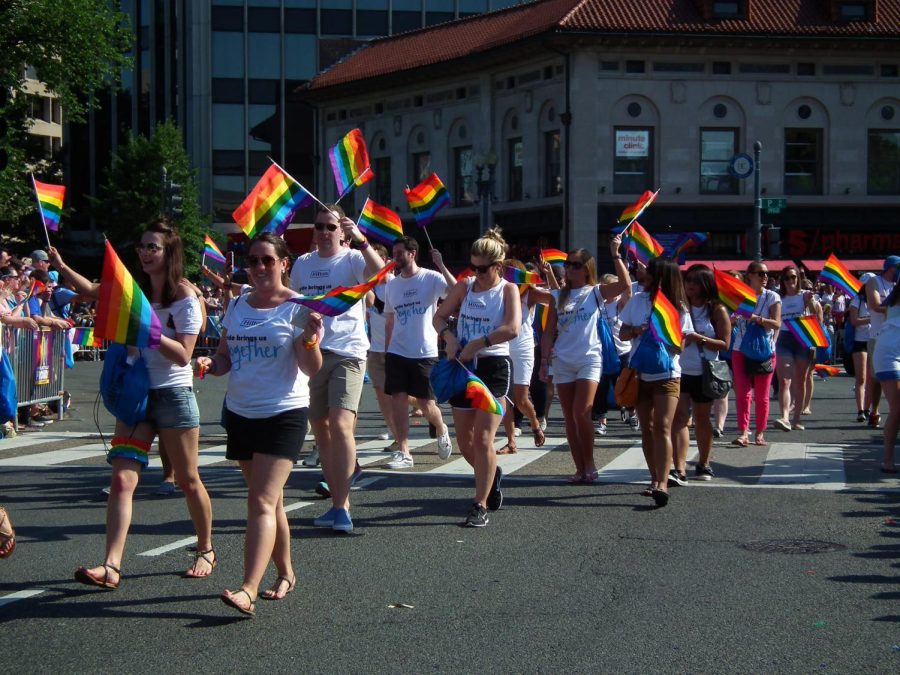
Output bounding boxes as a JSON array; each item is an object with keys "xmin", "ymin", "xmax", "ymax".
[{"xmin": 384, "ymin": 268, "xmax": 447, "ymax": 358}]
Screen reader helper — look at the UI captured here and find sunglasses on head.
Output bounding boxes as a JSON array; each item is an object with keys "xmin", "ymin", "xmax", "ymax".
[
  {"xmin": 135, "ymin": 243, "xmax": 164, "ymax": 253},
  {"xmin": 564, "ymin": 260, "xmax": 584, "ymax": 270},
  {"xmin": 314, "ymin": 222, "xmax": 339, "ymax": 232},
  {"xmin": 246, "ymin": 255, "xmax": 281, "ymax": 268},
  {"xmin": 472, "ymin": 263, "xmax": 496, "ymax": 274}
]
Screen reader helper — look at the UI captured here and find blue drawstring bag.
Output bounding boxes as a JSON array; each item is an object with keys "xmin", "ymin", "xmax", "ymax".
[
  {"xmin": 843, "ymin": 318, "xmax": 855, "ymax": 351},
  {"xmin": 0, "ymin": 351, "xmax": 17, "ymax": 422},
  {"xmin": 100, "ymin": 343, "xmax": 150, "ymax": 427},
  {"xmin": 429, "ymin": 357, "xmax": 469, "ymax": 404},
  {"xmin": 597, "ymin": 316, "xmax": 621, "ymax": 376},
  {"xmin": 739, "ymin": 322, "xmax": 773, "ymax": 361},
  {"xmin": 629, "ymin": 332, "xmax": 673, "ymax": 375}
]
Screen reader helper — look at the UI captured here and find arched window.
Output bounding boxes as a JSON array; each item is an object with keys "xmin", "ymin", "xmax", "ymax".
[
  {"xmin": 448, "ymin": 118, "xmax": 475, "ymax": 206},
  {"xmin": 502, "ymin": 108, "xmax": 523, "ymax": 201},
  {"xmin": 408, "ymin": 125, "xmax": 431, "ymax": 186},
  {"xmin": 538, "ymin": 100, "xmax": 561, "ymax": 197}
]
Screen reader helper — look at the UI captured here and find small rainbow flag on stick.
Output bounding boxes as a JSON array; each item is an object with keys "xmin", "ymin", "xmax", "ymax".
[
  {"xmin": 288, "ymin": 263, "xmax": 395, "ymax": 317},
  {"xmin": 504, "ymin": 267, "xmax": 542, "ymax": 285},
  {"xmin": 819, "ymin": 253, "xmax": 862, "ymax": 297},
  {"xmin": 533, "ymin": 303, "xmax": 550, "ymax": 334},
  {"xmin": 814, "ymin": 364, "xmax": 841, "ymax": 378},
  {"xmin": 649, "ymin": 289, "xmax": 683, "ymax": 349},
  {"xmin": 623, "ymin": 221, "xmax": 664, "ymax": 265},
  {"xmin": 202, "ymin": 235, "xmax": 227, "ymax": 265},
  {"xmin": 404, "ymin": 173, "xmax": 450, "ymax": 229},
  {"xmin": 784, "ymin": 316, "xmax": 830, "ymax": 349},
  {"xmin": 541, "ymin": 248, "xmax": 567, "ymax": 265},
  {"xmin": 618, "ymin": 189, "xmax": 659, "ymax": 226},
  {"xmin": 714, "ymin": 268, "xmax": 757, "ymax": 319},
  {"xmin": 665, "ymin": 232, "xmax": 708, "ymax": 263},
  {"xmin": 458, "ymin": 362, "xmax": 503, "ymax": 415},
  {"xmin": 329, "ymin": 128, "xmax": 373, "ymax": 199},
  {"xmin": 71, "ymin": 327, "xmax": 95, "ymax": 347},
  {"xmin": 357, "ymin": 197, "xmax": 403, "ymax": 245},
  {"xmin": 32, "ymin": 177, "xmax": 66, "ymax": 232},
  {"xmin": 232, "ymin": 163, "xmax": 315, "ymax": 238},
  {"xmin": 94, "ymin": 240, "xmax": 162, "ymax": 349}
]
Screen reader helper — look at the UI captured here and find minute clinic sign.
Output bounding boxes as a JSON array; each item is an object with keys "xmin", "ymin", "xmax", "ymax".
[{"xmin": 615, "ymin": 130, "xmax": 649, "ymax": 157}]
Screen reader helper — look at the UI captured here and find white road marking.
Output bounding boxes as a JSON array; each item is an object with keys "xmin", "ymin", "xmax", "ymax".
[
  {"xmin": 138, "ymin": 536, "xmax": 198, "ymax": 557},
  {"xmin": 423, "ymin": 436, "xmax": 561, "ymax": 476},
  {"xmin": 351, "ymin": 476, "xmax": 384, "ymax": 490},
  {"xmin": 758, "ymin": 443, "xmax": 847, "ymax": 490},
  {"xmin": 0, "ymin": 589, "xmax": 47, "ymax": 607},
  {"xmin": 146, "ymin": 444, "xmax": 227, "ymax": 469},
  {"xmin": 594, "ymin": 444, "xmax": 698, "ymax": 485},
  {"xmin": 0, "ymin": 443, "xmax": 109, "ymax": 467},
  {"xmin": 0, "ymin": 431, "xmax": 97, "ymax": 450}
]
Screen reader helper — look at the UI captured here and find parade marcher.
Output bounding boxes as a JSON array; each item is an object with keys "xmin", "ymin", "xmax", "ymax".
[
  {"xmin": 540, "ymin": 236, "xmax": 630, "ymax": 483},
  {"xmin": 620, "ymin": 256, "xmax": 693, "ymax": 507},
  {"xmin": 289, "ymin": 204, "xmax": 384, "ymax": 533},
  {"xmin": 873, "ymin": 282, "xmax": 900, "ymax": 474},
  {"xmin": 50, "ymin": 220, "xmax": 217, "ymax": 588},
  {"xmin": 848, "ymin": 286, "xmax": 872, "ymax": 421},
  {"xmin": 592, "ymin": 272, "xmax": 633, "ymax": 435},
  {"xmin": 364, "ymin": 244, "xmax": 397, "ymax": 445},
  {"xmin": 196, "ymin": 233, "xmax": 323, "ymax": 617},
  {"xmin": 865, "ymin": 256, "xmax": 899, "ymax": 428},
  {"xmin": 432, "ymin": 228, "xmax": 520, "ymax": 527},
  {"xmin": 382, "ymin": 237, "xmax": 455, "ymax": 468}
]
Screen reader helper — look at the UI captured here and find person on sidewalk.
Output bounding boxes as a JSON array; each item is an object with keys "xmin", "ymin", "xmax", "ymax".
[{"xmin": 865, "ymin": 256, "xmax": 899, "ymax": 428}]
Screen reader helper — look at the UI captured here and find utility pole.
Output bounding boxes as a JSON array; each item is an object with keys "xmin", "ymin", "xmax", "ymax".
[{"xmin": 751, "ymin": 140, "xmax": 763, "ymax": 262}]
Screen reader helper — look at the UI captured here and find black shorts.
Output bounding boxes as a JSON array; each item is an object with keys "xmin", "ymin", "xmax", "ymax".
[
  {"xmin": 225, "ymin": 407, "xmax": 309, "ymax": 463},
  {"xmin": 680, "ymin": 373, "xmax": 714, "ymax": 404},
  {"xmin": 851, "ymin": 340, "xmax": 868, "ymax": 353},
  {"xmin": 449, "ymin": 356, "xmax": 511, "ymax": 409},
  {"xmin": 384, "ymin": 353, "xmax": 437, "ymax": 399}
]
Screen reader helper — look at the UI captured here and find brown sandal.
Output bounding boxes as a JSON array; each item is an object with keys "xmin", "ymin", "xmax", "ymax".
[
  {"xmin": 532, "ymin": 426, "xmax": 546, "ymax": 447},
  {"xmin": 261, "ymin": 575, "xmax": 296, "ymax": 600},
  {"xmin": 0, "ymin": 507, "xmax": 15, "ymax": 559},
  {"xmin": 183, "ymin": 548, "xmax": 217, "ymax": 578},
  {"xmin": 74, "ymin": 563, "xmax": 121, "ymax": 589},
  {"xmin": 496, "ymin": 443, "xmax": 518, "ymax": 455},
  {"xmin": 221, "ymin": 588, "xmax": 256, "ymax": 617}
]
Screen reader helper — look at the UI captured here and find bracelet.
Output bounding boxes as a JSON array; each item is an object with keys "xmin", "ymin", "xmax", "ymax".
[{"xmin": 303, "ymin": 333, "xmax": 319, "ymax": 350}]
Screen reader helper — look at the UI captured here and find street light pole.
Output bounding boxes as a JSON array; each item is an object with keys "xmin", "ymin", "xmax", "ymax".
[{"xmin": 751, "ymin": 140, "xmax": 763, "ymax": 262}]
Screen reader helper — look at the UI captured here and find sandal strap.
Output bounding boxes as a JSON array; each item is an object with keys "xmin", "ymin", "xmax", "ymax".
[
  {"xmin": 194, "ymin": 548, "xmax": 216, "ymax": 565},
  {"xmin": 104, "ymin": 563, "xmax": 121, "ymax": 575}
]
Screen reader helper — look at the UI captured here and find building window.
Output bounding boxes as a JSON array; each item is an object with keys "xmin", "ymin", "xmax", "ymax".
[
  {"xmin": 867, "ymin": 130, "xmax": 900, "ymax": 195},
  {"xmin": 411, "ymin": 151, "xmax": 431, "ymax": 185},
  {"xmin": 454, "ymin": 146, "xmax": 475, "ymax": 206},
  {"xmin": 700, "ymin": 128, "xmax": 739, "ymax": 195},
  {"xmin": 839, "ymin": 3, "xmax": 869, "ymax": 21},
  {"xmin": 372, "ymin": 156, "xmax": 391, "ymax": 204},
  {"xmin": 507, "ymin": 138, "xmax": 523, "ymax": 201},
  {"xmin": 712, "ymin": 2, "xmax": 742, "ymax": 19},
  {"xmin": 614, "ymin": 127, "xmax": 654, "ymax": 194},
  {"xmin": 784, "ymin": 128, "xmax": 823, "ymax": 195},
  {"xmin": 321, "ymin": 9, "xmax": 353, "ymax": 35},
  {"xmin": 544, "ymin": 131, "xmax": 561, "ymax": 197}
]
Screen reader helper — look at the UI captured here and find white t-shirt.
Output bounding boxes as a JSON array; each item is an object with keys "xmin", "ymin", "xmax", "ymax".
[
  {"xmin": 849, "ymin": 295, "xmax": 871, "ymax": 342},
  {"xmin": 868, "ymin": 275, "xmax": 896, "ymax": 338},
  {"xmin": 290, "ymin": 248, "xmax": 369, "ymax": 359},
  {"xmin": 619, "ymin": 291, "xmax": 694, "ymax": 382},
  {"xmin": 457, "ymin": 278, "xmax": 510, "ymax": 358},
  {"xmin": 221, "ymin": 294, "xmax": 310, "ymax": 418},
  {"xmin": 680, "ymin": 305, "xmax": 719, "ymax": 377},
  {"xmin": 367, "ymin": 286, "xmax": 387, "ymax": 353},
  {"xmin": 602, "ymin": 297, "xmax": 630, "ymax": 356},
  {"xmin": 780, "ymin": 294, "xmax": 810, "ymax": 325},
  {"xmin": 141, "ymin": 296, "xmax": 202, "ymax": 389},
  {"xmin": 732, "ymin": 288, "xmax": 781, "ymax": 353},
  {"xmin": 551, "ymin": 286, "xmax": 602, "ymax": 364},
  {"xmin": 384, "ymin": 268, "xmax": 447, "ymax": 358}
]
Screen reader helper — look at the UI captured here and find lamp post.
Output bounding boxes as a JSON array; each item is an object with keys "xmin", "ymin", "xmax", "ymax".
[
  {"xmin": 751, "ymin": 140, "xmax": 763, "ymax": 262},
  {"xmin": 475, "ymin": 150, "xmax": 498, "ymax": 235}
]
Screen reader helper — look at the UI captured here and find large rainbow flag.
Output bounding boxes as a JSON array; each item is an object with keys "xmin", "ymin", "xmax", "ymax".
[
  {"xmin": 404, "ymin": 173, "xmax": 450, "ymax": 228},
  {"xmin": 357, "ymin": 197, "xmax": 403, "ymax": 245},
  {"xmin": 819, "ymin": 253, "xmax": 862, "ymax": 297},
  {"xmin": 714, "ymin": 268, "xmax": 757, "ymax": 318},
  {"xmin": 202, "ymin": 235, "xmax": 227, "ymax": 265},
  {"xmin": 460, "ymin": 363, "xmax": 503, "ymax": 415},
  {"xmin": 623, "ymin": 221, "xmax": 664, "ymax": 265},
  {"xmin": 94, "ymin": 240, "xmax": 162, "ymax": 349},
  {"xmin": 232, "ymin": 164, "xmax": 314, "ymax": 238},
  {"xmin": 329, "ymin": 128, "xmax": 373, "ymax": 198},
  {"xmin": 665, "ymin": 232, "xmax": 708, "ymax": 263},
  {"xmin": 784, "ymin": 315, "xmax": 830, "ymax": 349},
  {"xmin": 649, "ymin": 290, "xmax": 683, "ymax": 349},
  {"xmin": 33, "ymin": 178, "xmax": 66, "ymax": 231},
  {"xmin": 618, "ymin": 189, "xmax": 659, "ymax": 225},
  {"xmin": 288, "ymin": 262, "xmax": 395, "ymax": 317},
  {"xmin": 504, "ymin": 267, "xmax": 542, "ymax": 285},
  {"xmin": 540, "ymin": 248, "xmax": 567, "ymax": 265}
]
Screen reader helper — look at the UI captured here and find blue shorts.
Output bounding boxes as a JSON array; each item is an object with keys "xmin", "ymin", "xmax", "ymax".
[
  {"xmin": 776, "ymin": 332, "xmax": 814, "ymax": 360},
  {"xmin": 876, "ymin": 370, "xmax": 900, "ymax": 381},
  {"xmin": 143, "ymin": 386, "xmax": 200, "ymax": 429}
]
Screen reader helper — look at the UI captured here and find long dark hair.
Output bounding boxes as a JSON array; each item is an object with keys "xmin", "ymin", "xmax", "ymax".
[
  {"xmin": 134, "ymin": 218, "xmax": 184, "ymax": 308},
  {"xmin": 684, "ymin": 264, "xmax": 717, "ymax": 308},
  {"xmin": 248, "ymin": 232, "xmax": 292, "ymax": 286},
  {"xmin": 647, "ymin": 256, "xmax": 688, "ymax": 310}
]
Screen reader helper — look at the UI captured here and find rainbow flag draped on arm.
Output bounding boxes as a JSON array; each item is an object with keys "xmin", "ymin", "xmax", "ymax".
[
  {"xmin": 32, "ymin": 178, "xmax": 66, "ymax": 231},
  {"xmin": 357, "ymin": 197, "xmax": 403, "ymax": 245},
  {"xmin": 288, "ymin": 262, "xmax": 395, "ymax": 317},
  {"xmin": 649, "ymin": 290, "xmax": 683, "ymax": 349},
  {"xmin": 819, "ymin": 253, "xmax": 862, "ymax": 297},
  {"xmin": 94, "ymin": 240, "xmax": 162, "ymax": 349},
  {"xmin": 714, "ymin": 268, "xmax": 757, "ymax": 318},
  {"xmin": 540, "ymin": 248, "xmax": 567, "ymax": 265},
  {"xmin": 504, "ymin": 267, "xmax": 542, "ymax": 285},
  {"xmin": 784, "ymin": 315, "xmax": 830, "ymax": 349},
  {"xmin": 404, "ymin": 173, "xmax": 450, "ymax": 228},
  {"xmin": 618, "ymin": 189, "xmax": 659, "ymax": 225},
  {"xmin": 329, "ymin": 128, "xmax": 373, "ymax": 198},
  {"xmin": 232, "ymin": 164, "xmax": 315, "ymax": 238},
  {"xmin": 202, "ymin": 235, "xmax": 227, "ymax": 265},
  {"xmin": 623, "ymin": 221, "xmax": 664, "ymax": 265},
  {"xmin": 459, "ymin": 363, "xmax": 503, "ymax": 415}
]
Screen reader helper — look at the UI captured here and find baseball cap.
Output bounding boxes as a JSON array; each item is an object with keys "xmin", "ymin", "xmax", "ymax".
[
  {"xmin": 884, "ymin": 255, "xmax": 900, "ymax": 271},
  {"xmin": 30, "ymin": 249, "xmax": 49, "ymax": 262},
  {"xmin": 48, "ymin": 270, "xmax": 59, "ymax": 283}
]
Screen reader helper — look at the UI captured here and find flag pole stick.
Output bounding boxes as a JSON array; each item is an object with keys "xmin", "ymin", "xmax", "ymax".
[
  {"xmin": 30, "ymin": 174, "xmax": 52, "ymax": 249},
  {"xmin": 421, "ymin": 224, "xmax": 435, "ymax": 250},
  {"xmin": 266, "ymin": 156, "xmax": 333, "ymax": 215},
  {"xmin": 335, "ymin": 166, "xmax": 372, "ymax": 206}
]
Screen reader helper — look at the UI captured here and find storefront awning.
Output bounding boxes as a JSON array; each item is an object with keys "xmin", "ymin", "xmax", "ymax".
[
  {"xmin": 802, "ymin": 259, "xmax": 884, "ymax": 272},
  {"xmin": 679, "ymin": 260, "xmax": 797, "ymax": 272}
]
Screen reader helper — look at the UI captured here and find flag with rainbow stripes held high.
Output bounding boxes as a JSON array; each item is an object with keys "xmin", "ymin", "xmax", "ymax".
[
  {"xmin": 357, "ymin": 197, "xmax": 403, "ymax": 245},
  {"xmin": 329, "ymin": 128, "xmax": 373, "ymax": 199},
  {"xmin": 540, "ymin": 248, "xmax": 567, "ymax": 266},
  {"xmin": 232, "ymin": 163, "xmax": 315, "ymax": 238},
  {"xmin": 202, "ymin": 235, "xmax": 227, "ymax": 265},
  {"xmin": 288, "ymin": 262, "xmax": 396, "ymax": 317},
  {"xmin": 784, "ymin": 315, "xmax": 830, "ymax": 349},
  {"xmin": 819, "ymin": 253, "xmax": 863, "ymax": 297},
  {"xmin": 617, "ymin": 189, "xmax": 659, "ymax": 225},
  {"xmin": 623, "ymin": 221, "xmax": 664, "ymax": 266},
  {"xmin": 404, "ymin": 173, "xmax": 451, "ymax": 228},
  {"xmin": 714, "ymin": 268, "xmax": 757, "ymax": 319},
  {"xmin": 504, "ymin": 267, "xmax": 542, "ymax": 286},
  {"xmin": 32, "ymin": 178, "xmax": 66, "ymax": 232},
  {"xmin": 649, "ymin": 289, "xmax": 683, "ymax": 349}
]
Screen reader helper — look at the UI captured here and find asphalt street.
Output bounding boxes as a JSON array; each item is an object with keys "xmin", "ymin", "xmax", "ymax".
[{"xmin": 0, "ymin": 361, "xmax": 898, "ymax": 673}]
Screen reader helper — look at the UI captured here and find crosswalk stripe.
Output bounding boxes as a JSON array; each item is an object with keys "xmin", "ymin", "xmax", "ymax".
[
  {"xmin": 146, "ymin": 444, "xmax": 227, "ymax": 469},
  {"xmin": 0, "ymin": 431, "xmax": 96, "ymax": 451},
  {"xmin": 0, "ymin": 589, "xmax": 47, "ymax": 608},
  {"xmin": 594, "ymin": 444, "xmax": 698, "ymax": 485},
  {"xmin": 0, "ymin": 443, "xmax": 109, "ymax": 467},
  {"xmin": 758, "ymin": 443, "xmax": 847, "ymax": 490},
  {"xmin": 423, "ymin": 436, "xmax": 561, "ymax": 476}
]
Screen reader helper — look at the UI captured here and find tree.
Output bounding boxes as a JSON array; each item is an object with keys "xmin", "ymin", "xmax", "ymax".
[
  {"xmin": 0, "ymin": 0, "xmax": 132, "ymax": 225},
  {"xmin": 92, "ymin": 120, "xmax": 209, "ymax": 278}
]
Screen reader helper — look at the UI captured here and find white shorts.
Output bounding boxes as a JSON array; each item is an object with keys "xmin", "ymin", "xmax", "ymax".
[
  {"xmin": 873, "ymin": 332, "xmax": 900, "ymax": 381},
  {"xmin": 551, "ymin": 355, "xmax": 602, "ymax": 385},
  {"xmin": 509, "ymin": 339, "xmax": 535, "ymax": 387}
]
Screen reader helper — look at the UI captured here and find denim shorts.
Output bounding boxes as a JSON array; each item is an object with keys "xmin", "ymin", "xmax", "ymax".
[{"xmin": 144, "ymin": 386, "xmax": 200, "ymax": 429}]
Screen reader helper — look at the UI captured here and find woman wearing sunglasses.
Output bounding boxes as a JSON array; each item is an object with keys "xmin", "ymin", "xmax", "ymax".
[
  {"xmin": 773, "ymin": 266, "xmax": 817, "ymax": 432},
  {"xmin": 432, "ymin": 228, "xmax": 520, "ymax": 528},
  {"xmin": 539, "ymin": 235, "xmax": 630, "ymax": 484},
  {"xmin": 50, "ymin": 220, "xmax": 217, "ymax": 589}
]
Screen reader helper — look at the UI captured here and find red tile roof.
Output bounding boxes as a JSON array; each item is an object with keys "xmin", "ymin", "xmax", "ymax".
[{"xmin": 307, "ymin": 0, "xmax": 900, "ymax": 92}]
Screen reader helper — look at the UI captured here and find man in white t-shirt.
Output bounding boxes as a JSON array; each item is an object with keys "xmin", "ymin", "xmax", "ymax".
[
  {"xmin": 383, "ymin": 237, "xmax": 456, "ymax": 468},
  {"xmin": 865, "ymin": 255, "xmax": 900, "ymax": 427},
  {"xmin": 290, "ymin": 204, "xmax": 385, "ymax": 533}
]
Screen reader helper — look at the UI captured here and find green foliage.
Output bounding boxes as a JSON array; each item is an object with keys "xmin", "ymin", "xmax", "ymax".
[{"xmin": 92, "ymin": 120, "xmax": 210, "ymax": 278}]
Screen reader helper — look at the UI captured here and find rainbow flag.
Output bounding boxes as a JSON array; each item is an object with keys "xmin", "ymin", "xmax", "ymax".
[
  {"xmin": 232, "ymin": 164, "xmax": 314, "ymax": 238},
  {"xmin": 329, "ymin": 128, "xmax": 373, "ymax": 198},
  {"xmin": 202, "ymin": 235, "xmax": 227, "ymax": 265},
  {"xmin": 404, "ymin": 173, "xmax": 450, "ymax": 228},
  {"xmin": 541, "ymin": 248, "xmax": 567, "ymax": 265},
  {"xmin": 94, "ymin": 240, "xmax": 162, "ymax": 349},
  {"xmin": 33, "ymin": 178, "xmax": 65, "ymax": 231},
  {"xmin": 357, "ymin": 197, "xmax": 403, "ymax": 245},
  {"xmin": 533, "ymin": 303, "xmax": 549, "ymax": 334},
  {"xmin": 504, "ymin": 267, "xmax": 542, "ymax": 286},
  {"xmin": 288, "ymin": 262, "xmax": 396, "ymax": 317},
  {"xmin": 814, "ymin": 364, "xmax": 841, "ymax": 378},
  {"xmin": 623, "ymin": 221, "xmax": 664, "ymax": 265},
  {"xmin": 618, "ymin": 189, "xmax": 659, "ymax": 225},
  {"xmin": 21, "ymin": 279, "xmax": 46, "ymax": 304},
  {"xmin": 71, "ymin": 327, "xmax": 95, "ymax": 347},
  {"xmin": 784, "ymin": 316, "xmax": 830, "ymax": 349},
  {"xmin": 649, "ymin": 289, "xmax": 683, "ymax": 349},
  {"xmin": 714, "ymin": 268, "xmax": 756, "ymax": 318},
  {"xmin": 460, "ymin": 364, "xmax": 503, "ymax": 415},
  {"xmin": 819, "ymin": 253, "xmax": 862, "ymax": 297},
  {"xmin": 664, "ymin": 232, "xmax": 708, "ymax": 263}
]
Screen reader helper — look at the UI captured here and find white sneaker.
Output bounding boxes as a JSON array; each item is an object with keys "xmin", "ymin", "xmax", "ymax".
[
  {"xmin": 539, "ymin": 417, "xmax": 547, "ymax": 432},
  {"xmin": 436, "ymin": 426, "xmax": 453, "ymax": 460},
  {"xmin": 513, "ymin": 427, "xmax": 522, "ymax": 437},
  {"xmin": 387, "ymin": 451, "xmax": 414, "ymax": 469},
  {"xmin": 377, "ymin": 429, "xmax": 391, "ymax": 441},
  {"xmin": 594, "ymin": 421, "xmax": 607, "ymax": 435},
  {"xmin": 302, "ymin": 446, "xmax": 320, "ymax": 467}
]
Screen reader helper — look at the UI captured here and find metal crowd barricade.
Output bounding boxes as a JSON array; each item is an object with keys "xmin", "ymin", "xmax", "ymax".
[{"xmin": 2, "ymin": 326, "xmax": 67, "ymax": 424}]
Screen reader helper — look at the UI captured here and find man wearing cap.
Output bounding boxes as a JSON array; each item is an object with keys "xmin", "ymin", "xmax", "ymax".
[
  {"xmin": 29, "ymin": 250, "xmax": 50, "ymax": 273},
  {"xmin": 865, "ymin": 256, "xmax": 900, "ymax": 427}
]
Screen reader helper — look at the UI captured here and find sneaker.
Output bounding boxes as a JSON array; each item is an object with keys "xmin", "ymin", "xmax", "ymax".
[
  {"xmin": 377, "ymin": 429, "xmax": 391, "ymax": 441},
  {"xmin": 387, "ymin": 452, "xmax": 414, "ymax": 469},
  {"xmin": 791, "ymin": 422, "xmax": 805, "ymax": 431},
  {"xmin": 513, "ymin": 427, "xmax": 521, "ymax": 437},
  {"xmin": 594, "ymin": 421, "xmax": 607, "ymax": 435},
  {"xmin": 351, "ymin": 463, "xmax": 363, "ymax": 486},
  {"xmin": 315, "ymin": 481, "xmax": 331, "ymax": 498},
  {"xmin": 463, "ymin": 503, "xmax": 489, "ymax": 528},
  {"xmin": 620, "ymin": 408, "xmax": 628, "ymax": 423},
  {"xmin": 868, "ymin": 412, "xmax": 881, "ymax": 428},
  {"xmin": 313, "ymin": 507, "xmax": 338, "ymax": 527},
  {"xmin": 383, "ymin": 440, "xmax": 400, "ymax": 453},
  {"xmin": 486, "ymin": 466, "xmax": 503, "ymax": 511},
  {"xmin": 539, "ymin": 417, "xmax": 547, "ymax": 432},
  {"xmin": 628, "ymin": 415, "xmax": 640, "ymax": 432},
  {"xmin": 332, "ymin": 508, "xmax": 353, "ymax": 533},
  {"xmin": 302, "ymin": 446, "xmax": 320, "ymax": 467},
  {"xmin": 101, "ymin": 486, "xmax": 111, "ymax": 496},
  {"xmin": 774, "ymin": 418, "xmax": 791, "ymax": 432},
  {"xmin": 667, "ymin": 469, "xmax": 688, "ymax": 487},
  {"xmin": 436, "ymin": 426, "xmax": 453, "ymax": 460},
  {"xmin": 155, "ymin": 481, "xmax": 177, "ymax": 496},
  {"xmin": 712, "ymin": 427, "xmax": 723, "ymax": 438},
  {"xmin": 695, "ymin": 464, "xmax": 715, "ymax": 481},
  {"xmin": 856, "ymin": 410, "xmax": 868, "ymax": 423}
]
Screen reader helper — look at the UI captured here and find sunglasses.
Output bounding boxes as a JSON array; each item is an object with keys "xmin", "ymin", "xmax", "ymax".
[
  {"xmin": 471, "ymin": 263, "xmax": 497, "ymax": 274},
  {"xmin": 135, "ymin": 243, "xmax": 164, "ymax": 253},
  {"xmin": 246, "ymin": 255, "xmax": 281, "ymax": 268},
  {"xmin": 564, "ymin": 260, "xmax": 584, "ymax": 270},
  {"xmin": 753, "ymin": 271, "xmax": 769, "ymax": 277},
  {"xmin": 314, "ymin": 222, "xmax": 339, "ymax": 232}
]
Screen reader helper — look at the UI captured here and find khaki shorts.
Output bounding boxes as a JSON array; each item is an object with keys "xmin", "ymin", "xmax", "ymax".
[
  {"xmin": 638, "ymin": 377, "xmax": 681, "ymax": 399},
  {"xmin": 308, "ymin": 351, "xmax": 366, "ymax": 419},
  {"xmin": 367, "ymin": 351, "xmax": 386, "ymax": 389}
]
